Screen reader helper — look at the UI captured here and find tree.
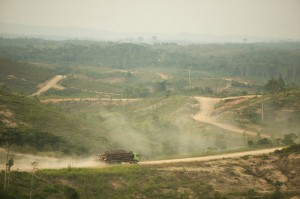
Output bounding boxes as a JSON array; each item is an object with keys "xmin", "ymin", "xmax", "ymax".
[
  {"xmin": 275, "ymin": 138, "xmax": 282, "ymax": 146},
  {"xmin": 6, "ymin": 157, "xmax": 14, "ymax": 192},
  {"xmin": 64, "ymin": 187, "xmax": 80, "ymax": 199},
  {"xmin": 154, "ymin": 81, "xmax": 166, "ymax": 92},
  {"xmin": 242, "ymin": 107, "xmax": 260, "ymax": 123},
  {"xmin": 0, "ymin": 128, "xmax": 24, "ymax": 197},
  {"xmin": 257, "ymin": 138, "xmax": 272, "ymax": 146},
  {"xmin": 264, "ymin": 76, "xmax": 286, "ymax": 93},
  {"xmin": 247, "ymin": 140, "xmax": 254, "ymax": 148},
  {"xmin": 282, "ymin": 133, "xmax": 297, "ymax": 145},
  {"xmin": 30, "ymin": 162, "xmax": 38, "ymax": 199}
]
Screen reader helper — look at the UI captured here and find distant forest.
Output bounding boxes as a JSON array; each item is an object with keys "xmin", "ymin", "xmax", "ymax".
[{"xmin": 1, "ymin": 38, "xmax": 299, "ymax": 83}]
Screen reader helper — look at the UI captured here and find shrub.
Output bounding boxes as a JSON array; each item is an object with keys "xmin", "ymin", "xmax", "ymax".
[
  {"xmin": 64, "ymin": 187, "xmax": 79, "ymax": 199},
  {"xmin": 282, "ymin": 133, "xmax": 298, "ymax": 146}
]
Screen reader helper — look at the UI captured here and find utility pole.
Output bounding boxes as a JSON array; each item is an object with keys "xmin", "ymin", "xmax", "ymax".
[
  {"xmin": 188, "ymin": 68, "xmax": 191, "ymax": 86},
  {"xmin": 30, "ymin": 162, "xmax": 38, "ymax": 199},
  {"xmin": 4, "ymin": 141, "xmax": 10, "ymax": 198},
  {"xmin": 261, "ymin": 97, "xmax": 264, "ymax": 121},
  {"xmin": 293, "ymin": 65, "xmax": 296, "ymax": 82}
]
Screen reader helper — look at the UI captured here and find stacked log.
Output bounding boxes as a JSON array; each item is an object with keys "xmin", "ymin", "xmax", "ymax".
[{"xmin": 98, "ymin": 150, "xmax": 134, "ymax": 164}]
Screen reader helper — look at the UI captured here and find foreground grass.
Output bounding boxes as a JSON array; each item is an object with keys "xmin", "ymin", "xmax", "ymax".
[
  {"xmin": 1, "ymin": 165, "xmax": 216, "ymax": 199},
  {"xmin": 1, "ymin": 146, "xmax": 299, "ymax": 199}
]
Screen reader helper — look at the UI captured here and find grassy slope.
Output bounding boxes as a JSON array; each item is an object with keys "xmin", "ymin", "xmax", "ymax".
[
  {"xmin": 1, "ymin": 146, "xmax": 299, "ymax": 199},
  {"xmin": 56, "ymin": 95, "xmax": 247, "ymax": 159},
  {"xmin": 0, "ymin": 89, "xmax": 111, "ymax": 155},
  {"xmin": 215, "ymin": 89, "xmax": 300, "ymax": 139},
  {"xmin": 0, "ymin": 87, "xmax": 246, "ymax": 158},
  {"xmin": 0, "ymin": 57, "xmax": 264, "ymax": 157},
  {"xmin": 0, "ymin": 59, "xmax": 55, "ymax": 94}
]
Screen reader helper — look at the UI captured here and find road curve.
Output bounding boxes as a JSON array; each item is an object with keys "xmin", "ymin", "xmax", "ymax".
[
  {"xmin": 141, "ymin": 147, "xmax": 283, "ymax": 164},
  {"xmin": 193, "ymin": 96, "xmax": 270, "ymax": 138}
]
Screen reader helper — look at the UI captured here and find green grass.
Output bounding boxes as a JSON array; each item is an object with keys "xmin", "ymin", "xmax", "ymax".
[
  {"xmin": 61, "ymin": 77, "xmax": 124, "ymax": 94},
  {"xmin": 0, "ymin": 58, "xmax": 55, "ymax": 94},
  {"xmin": 0, "ymin": 88, "xmax": 112, "ymax": 155},
  {"xmin": 0, "ymin": 165, "xmax": 218, "ymax": 199}
]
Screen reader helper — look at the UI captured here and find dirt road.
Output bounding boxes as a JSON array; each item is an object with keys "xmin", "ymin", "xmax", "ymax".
[
  {"xmin": 40, "ymin": 98, "xmax": 140, "ymax": 103},
  {"xmin": 156, "ymin": 73, "xmax": 169, "ymax": 80},
  {"xmin": 142, "ymin": 147, "xmax": 283, "ymax": 164},
  {"xmin": 32, "ymin": 75, "xmax": 66, "ymax": 96},
  {"xmin": 2, "ymin": 147, "xmax": 283, "ymax": 171},
  {"xmin": 3, "ymin": 153, "xmax": 105, "ymax": 171},
  {"xmin": 193, "ymin": 96, "xmax": 270, "ymax": 138}
]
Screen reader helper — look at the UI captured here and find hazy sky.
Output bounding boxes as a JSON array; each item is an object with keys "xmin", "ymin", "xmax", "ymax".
[{"xmin": 1, "ymin": 0, "xmax": 300, "ymax": 39}]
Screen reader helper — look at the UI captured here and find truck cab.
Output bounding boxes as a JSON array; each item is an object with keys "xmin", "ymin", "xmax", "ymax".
[{"xmin": 133, "ymin": 153, "xmax": 140, "ymax": 163}]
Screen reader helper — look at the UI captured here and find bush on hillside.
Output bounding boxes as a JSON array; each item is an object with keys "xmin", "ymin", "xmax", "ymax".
[{"xmin": 274, "ymin": 144, "xmax": 300, "ymax": 155}]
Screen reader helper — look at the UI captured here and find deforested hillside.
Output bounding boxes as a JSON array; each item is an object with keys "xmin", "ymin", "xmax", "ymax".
[
  {"xmin": 0, "ymin": 88, "xmax": 111, "ymax": 155},
  {"xmin": 0, "ymin": 87, "xmax": 260, "ymax": 159},
  {"xmin": 0, "ymin": 38, "xmax": 299, "ymax": 166},
  {"xmin": 213, "ymin": 88, "xmax": 300, "ymax": 141},
  {"xmin": 0, "ymin": 58, "xmax": 55, "ymax": 94}
]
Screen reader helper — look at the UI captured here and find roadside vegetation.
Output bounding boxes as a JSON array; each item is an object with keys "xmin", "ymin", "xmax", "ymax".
[
  {"xmin": 0, "ymin": 145, "xmax": 299, "ymax": 199},
  {"xmin": 214, "ymin": 78, "xmax": 300, "ymax": 144}
]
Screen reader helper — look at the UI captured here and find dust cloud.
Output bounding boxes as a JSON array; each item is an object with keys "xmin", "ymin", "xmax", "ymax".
[
  {"xmin": 101, "ymin": 96, "xmax": 247, "ymax": 160},
  {"xmin": 1, "ymin": 96, "xmax": 278, "ymax": 171},
  {"xmin": 104, "ymin": 113, "xmax": 153, "ymax": 156},
  {"xmin": 0, "ymin": 153, "xmax": 105, "ymax": 171}
]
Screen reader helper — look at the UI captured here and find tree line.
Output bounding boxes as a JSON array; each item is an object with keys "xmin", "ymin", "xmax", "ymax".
[{"xmin": 1, "ymin": 38, "xmax": 299, "ymax": 83}]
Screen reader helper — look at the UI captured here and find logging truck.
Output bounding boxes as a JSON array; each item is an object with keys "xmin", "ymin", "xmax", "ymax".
[{"xmin": 98, "ymin": 150, "xmax": 140, "ymax": 164}]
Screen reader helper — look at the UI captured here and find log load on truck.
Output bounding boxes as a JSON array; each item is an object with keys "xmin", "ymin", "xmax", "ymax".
[{"xmin": 98, "ymin": 150, "xmax": 140, "ymax": 164}]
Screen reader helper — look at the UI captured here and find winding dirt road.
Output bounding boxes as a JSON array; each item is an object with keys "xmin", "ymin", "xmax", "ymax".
[
  {"xmin": 193, "ymin": 96, "xmax": 270, "ymax": 138},
  {"xmin": 17, "ymin": 77, "xmax": 274, "ymax": 169},
  {"xmin": 32, "ymin": 75, "xmax": 66, "ymax": 96}
]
